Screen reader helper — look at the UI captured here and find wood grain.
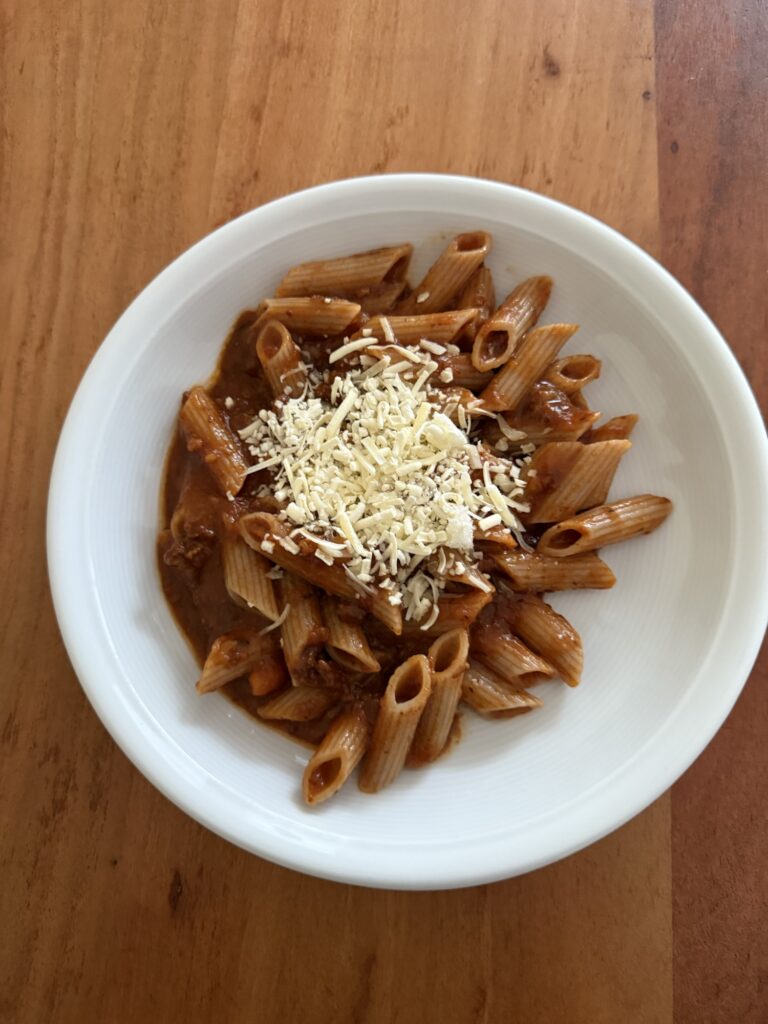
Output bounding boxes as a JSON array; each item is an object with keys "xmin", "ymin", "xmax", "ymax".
[
  {"xmin": 656, "ymin": 2, "xmax": 768, "ymax": 1021},
  {"xmin": 0, "ymin": 0, "xmax": 760, "ymax": 1020}
]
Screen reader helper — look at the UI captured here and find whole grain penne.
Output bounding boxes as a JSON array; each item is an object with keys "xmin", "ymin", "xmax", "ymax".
[
  {"xmin": 480, "ymin": 323, "xmax": 579, "ymax": 412},
  {"xmin": 179, "ymin": 386, "xmax": 250, "ymax": 497},
  {"xmin": 221, "ymin": 535, "xmax": 280, "ymax": 620},
  {"xmin": 410, "ymin": 628, "xmax": 469, "ymax": 764},
  {"xmin": 280, "ymin": 572, "xmax": 328, "ymax": 683},
  {"xmin": 403, "ymin": 590, "xmax": 494, "ymax": 637},
  {"xmin": 247, "ymin": 643, "xmax": 289, "ymax": 696},
  {"xmin": 444, "ymin": 561, "xmax": 495, "ymax": 593},
  {"xmin": 537, "ymin": 495, "xmax": 673, "ymax": 557},
  {"xmin": 254, "ymin": 320, "xmax": 306, "ymax": 398},
  {"xmin": 473, "ymin": 623, "xmax": 555, "ymax": 685},
  {"xmin": 457, "ymin": 265, "xmax": 496, "ymax": 325},
  {"xmin": 483, "ymin": 383, "xmax": 599, "ymax": 448},
  {"xmin": 253, "ymin": 297, "xmax": 361, "ymax": 335},
  {"xmin": 352, "ymin": 309, "xmax": 479, "ymax": 345},
  {"xmin": 324, "ymin": 601, "xmax": 381, "ymax": 673},
  {"xmin": 433, "ymin": 386, "xmax": 490, "ymax": 428},
  {"xmin": 436, "ymin": 353, "xmax": 493, "ymax": 391},
  {"xmin": 239, "ymin": 513, "xmax": 403, "ymax": 634},
  {"xmin": 275, "ymin": 244, "xmax": 413, "ymax": 298},
  {"xmin": 197, "ymin": 628, "xmax": 274, "ymax": 693},
  {"xmin": 396, "ymin": 231, "xmax": 492, "ymax": 314},
  {"xmin": 358, "ymin": 655, "xmax": 432, "ymax": 793},
  {"xmin": 492, "ymin": 550, "xmax": 616, "ymax": 591},
  {"xmin": 302, "ymin": 705, "xmax": 371, "ymax": 805},
  {"xmin": 471, "ymin": 275, "xmax": 553, "ymax": 372},
  {"xmin": 542, "ymin": 354, "xmax": 602, "ymax": 393},
  {"xmin": 461, "ymin": 662, "xmax": 544, "ymax": 714},
  {"xmin": 523, "ymin": 440, "xmax": 631, "ymax": 524},
  {"xmin": 357, "ymin": 280, "xmax": 407, "ymax": 315},
  {"xmin": 583, "ymin": 414, "xmax": 639, "ymax": 443},
  {"xmin": 502, "ymin": 593, "xmax": 583, "ymax": 686},
  {"xmin": 258, "ymin": 686, "xmax": 338, "ymax": 722}
]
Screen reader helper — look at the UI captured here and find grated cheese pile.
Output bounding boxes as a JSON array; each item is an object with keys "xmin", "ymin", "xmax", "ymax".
[{"xmin": 239, "ymin": 332, "xmax": 530, "ymax": 627}]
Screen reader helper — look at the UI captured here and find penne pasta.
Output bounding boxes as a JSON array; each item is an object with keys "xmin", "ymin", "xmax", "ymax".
[
  {"xmin": 279, "ymin": 572, "xmax": 329, "ymax": 683},
  {"xmin": 461, "ymin": 661, "xmax": 544, "ymax": 715},
  {"xmin": 493, "ymin": 550, "xmax": 616, "ymax": 591},
  {"xmin": 403, "ymin": 590, "xmax": 494, "ymax": 637},
  {"xmin": 239, "ymin": 512, "xmax": 403, "ymax": 634},
  {"xmin": 359, "ymin": 655, "xmax": 432, "ymax": 793},
  {"xmin": 258, "ymin": 686, "xmax": 338, "ymax": 722},
  {"xmin": 197, "ymin": 628, "xmax": 276, "ymax": 694},
  {"xmin": 583, "ymin": 414, "xmax": 639, "ymax": 443},
  {"xmin": 484, "ymin": 382, "xmax": 600, "ymax": 447},
  {"xmin": 457, "ymin": 265, "xmax": 496, "ymax": 325},
  {"xmin": 247, "ymin": 645, "xmax": 289, "ymax": 697},
  {"xmin": 159, "ymin": 232, "xmax": 673, "ymax": 802},
  {"xmin": 254, "ymin": 320, "xmax": 306, "ymax": 398},
  {"xmin": 480, "ymin": 323, "xmax": 579, "ymax": 412},
  {"xmin": 542, "ymin": 354, "xmax": 601, "ymax": 393},
  {"xmin": 275, "ymin": 244, "xmax": 413, "ymax": 298},
  {"xmin": 302, "ymin": 705, "xmax": 371, "ymax": 804},
  {"xmin": 523, "ymin": 440, "xmax": 632, "ymax": 523},
  {"xmin": 502, "ymin": 593, "xmax": 583, "ymax": 686},
  {"xmin": 324, "ymin": 601, "xmax": 381, "ymax": 673},
  {"xmin": 471, "ymin": 275, "xmax": 553, "ymax": 372},
  {"xmin": 352, "ymin": 308, "xmax": 479, "ymax": 345},
  {"xmin": 396, "ymin": 232, "xmax": 491, "ymax": 314},
  {"xmin": 179, "ymin": 386, "xmax": 250, "ymax": 497},
  {"xmin": 253, "ymin": 297, "xmax": 361, "ymax": 335},
  {"xmin": 221, "ymin": 535, "xmax": 280, "ymax": 621},
  {"xmin": 473, "ymin": 623, "xmax": 555, "ymax": 685},
  {"xmin": 410, "ymin": 628, "xmax": 469, "ymax": 764},
  {"xmin": 357, "ymin": 280, "xmax": 407, "ymax": 315},
  {"xmin": 537, "ymin": 495, "xmax": 673, "ymax": 557}
]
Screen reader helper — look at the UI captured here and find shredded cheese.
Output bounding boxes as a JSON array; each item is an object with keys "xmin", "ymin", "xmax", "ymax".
[{"xmin": 239, "ymin": 332, "xmax": 529, "ymax": 623}]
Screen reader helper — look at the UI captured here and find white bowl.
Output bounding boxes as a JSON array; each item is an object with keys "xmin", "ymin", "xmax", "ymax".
[{"xmin": 48, "ymin": 174, "xmax": 768, "ymax": 889}]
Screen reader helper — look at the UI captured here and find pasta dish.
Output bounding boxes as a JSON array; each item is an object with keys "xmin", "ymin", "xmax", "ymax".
[{"xmin": 158, "ymin": 233, "xmax": 672, "ymax": 803}]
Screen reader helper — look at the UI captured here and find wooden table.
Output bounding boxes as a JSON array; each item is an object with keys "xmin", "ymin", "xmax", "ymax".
[{"xmin": 2, "ymin": 2, "xmax": 766, "ymax": 1021}]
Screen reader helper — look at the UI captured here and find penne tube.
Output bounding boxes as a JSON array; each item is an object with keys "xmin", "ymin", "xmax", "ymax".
[
  {"xmin": 254, "ymin": 320, "xmax": 306, "ymax": 398},
  {"xmin": 238, "ymin": 513, "xmax": 403, "ymax": 634},
  {"xmin": 403, "ymin": 590, "xmax": 494, "ymax": 637},
  {"xmin": 502, "ymin": 593, "xmax": 583, "ymax": 686},
  {"xmin": 457, "ymin": 265, "xmax": 496, "ymax": 325},
  {"xmin": 473, "ymin": 524, "xmax": 519, "ymax": 550},
  {"xmin": 542, "ymin": 354, "xmax": 602, "ymax": 394},
  {"xmin": 471, "ymin": 275, "xmax": 553, "ymax": 372},
  {"xmin": 302, "ymin": 705, "xmax": 371, "ymax": 805},
  {"xmin": 436, "ymin": 353, "xmax": 493, "ymax": 391},
  {"xmin": 410, "ymin": 628, "xmax": 469, "ymax": 764},
  {"xmin": 352, "ymin": 308, "xmax": 479, "ymax": 345},
  {"xmin": 247, "ymin": 644, "xmax": 289, "ymax": 697},
  {"xmin": 583, "ymin": 414, "xmax": 639, "ymax": 443},
  {"xmin": 258, "ymin": 685, "xmax": 338, "ymax": 722},
  {"xmin": 480, "ymin": 323, "xmax": 579, "ymax": 412},
  {"xmin": 461, "ymin": 661, "xmax": 543, "ymax": 715},
  {"xmin": 473, "ymin": 623, "xmax": 554, "ymax": 685},
  {"xmin": 537, "ymin": 495, "xmax": 673, "ymax": 557},
  {"xmin": 253, "ymin": 297, "xmax": 361, "ymax": 335},
  {"xmin": 444, "ymin": 561, "xmax": 495, "ymax": 593},
  {"xmin": 324, "ymin": 601, "xmax": 381, "ymax": 673},
  {"xmin": 279, "ymin": 573, "xmax": 328, "ymax": 683},
  {"xmin": 483, "ymin": 382, "xmax": 599, "ymax": 447},
  {"xmin": 396, "ymin": 232, "xmax": 492, "ymax": 314},
  {"xmin": 221, "ymin": 535, "xmax": 280, "ymax": 620},
  {"xmin": 197, "ymin": 628, "xmax": 275, "ymax": 694},
  {"xmin": 523, "ymin": 440, "xmax": 631, "ymax": 524},
  {"xmin": 275, "ymin": 244, "xmax": 413, "ymax": 298},
  {"xmin": 357, "ymin": 280, "xmax": 407, "ymax": 315},
  {"xmin": 492, "ymin": 550, "xmax": 616, "ymax": 591},
  {"xmin": 358, "ymin": 655, "xmax": 432, "ymax": 793},
  {"xmin": 432, "ymin": 386, "xmax": 490, "ymax": 427},
  {"xmin": 179, "ymin": 386, "xmax": 250, "ymax": 497}
]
